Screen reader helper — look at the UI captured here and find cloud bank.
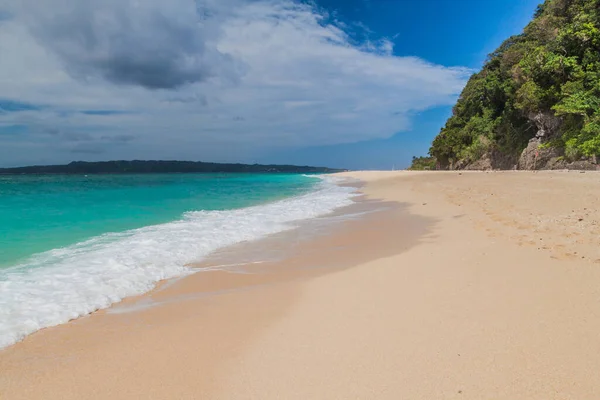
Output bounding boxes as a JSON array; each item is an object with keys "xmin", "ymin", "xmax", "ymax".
[
  {"xmin": 0, "ymin": 0, "xmax": 470, "ymax": 166},
  {"xmin": 23, "ymin": 0, "xmax": 238, "ymax": 89}
]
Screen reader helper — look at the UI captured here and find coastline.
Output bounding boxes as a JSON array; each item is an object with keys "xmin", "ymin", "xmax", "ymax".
[
  {"xmin": 0, "ymin": 173, "xmax": 354, "ymax": 349},
  {"xmin": 0, "ymin": 179, "xmax": 418, "ymax": 399},
  {"xmin": 2, "ymin": 171, "xmax": 600, "ymax": 399}
]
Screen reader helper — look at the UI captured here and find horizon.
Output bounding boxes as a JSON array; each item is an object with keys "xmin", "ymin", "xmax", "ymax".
[
  {"xmin": 0, "ymin": 159, "xmax": 344, "ymax": 170},
  {"xmin": 0, "ymin": 0, "xmax": 540, "ymax": 170}
]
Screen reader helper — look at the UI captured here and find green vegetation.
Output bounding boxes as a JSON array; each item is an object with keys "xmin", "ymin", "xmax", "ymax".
[
  {"xmin": 408, "ymin": 156, "xmax": 437, "ymax": 170},
  {"xmin": 429, "ymin": 0, "xmax": 600, "ymax": 168}
]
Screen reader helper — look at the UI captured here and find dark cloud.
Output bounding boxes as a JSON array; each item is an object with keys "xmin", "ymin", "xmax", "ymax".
[
  {"xmin": 0, "ymin": 124, "xmax": 27, "ymax": 135},
  {"xmin": 61, "ymin": 131, "xmax": 94, "ymax": 142},
  {"xmin": 100, "ymin": 134, "xmax": 136, "ymax": 143},
  {"xmin": 162, "ymin": 93, "xmax": 208, "ymax": 105},
  {"xmin": 0, "ymin": 99, "xmax": 40, "ymax": 113},
  {"xmin": 42, "ymin": 128, "xmax": 60, "ymax": 136},
  {"xmin": 81, "ymin": 110, "xmax": 129, "ymax": 116},
  {"xmin": 67, "ymin": 134, "xmax": 135, "ymax": 154},
  {"xmin": 37, "ymin": 128, "xmax": 135, "ymax": 145},
  {"xmin": 69, "ymin": 144, "xmax": 106, "ymax": 154},
  {"xmin": 0, "ymin": 11, "xmax": 12, "ymax": 22},
  {"xmin": 27, "ymin": 0, "xmax": 238, "ymax": 90}
]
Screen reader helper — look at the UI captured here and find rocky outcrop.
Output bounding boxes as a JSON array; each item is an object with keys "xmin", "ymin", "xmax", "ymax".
[
  {"xmin": 529, "ymin": 112, "xmax": 562, "ymax": 140},
  {"xmin": 518, "ymin": 138, "xmax": 563, "ymax": 170},
  {"xmin": 517, "ymin": 112, "xmax": 598, "ymax": 170},
  {"xmin": 446, "ymin": 112, "xmax": 598, "ymax": 171},
  {"xmin": 464, "ymin": 148, "xmax": 519, "ymax": 170},
  {"xmin": 463, "ymin": 158, "xmax": 493, "ymax": 171},
  {"xmin": 517, "ymin": 139, "xmax": 598, "ymax": 170},
  {"xmin": 564, "ymin": 160, "xmax": 599, "ymax": 170},
  {"xmin": 518, "ymin": 112, "xmax": 563, "ymax": 170}
]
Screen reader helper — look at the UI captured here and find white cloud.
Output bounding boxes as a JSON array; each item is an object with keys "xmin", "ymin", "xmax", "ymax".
[{"xmin": 0, "ymin": 0, "xmax": 470, "ymax": 166}]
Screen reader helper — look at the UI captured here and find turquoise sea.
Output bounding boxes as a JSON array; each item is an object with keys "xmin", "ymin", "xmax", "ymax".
[
  {"xmin": 0, "ymin": 173, "xmax": 355, "ymax": 348},
  {"xmin": 0, "ymin": 173, "xmax": 317, "ymax": 267}
]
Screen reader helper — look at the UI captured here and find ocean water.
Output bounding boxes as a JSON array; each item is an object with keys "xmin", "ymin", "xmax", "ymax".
[{"xmin": 0, "ymin": 173, "xmax": 356, "ymax": 348}]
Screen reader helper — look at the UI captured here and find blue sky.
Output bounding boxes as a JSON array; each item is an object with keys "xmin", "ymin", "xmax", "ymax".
[
  {"xmin": 268, "ymin": 0, "xmax": 542, "ymax": 169},
  {"xmin": 0, "ymin": 0, "xmax": 540, "ymax": 169}
]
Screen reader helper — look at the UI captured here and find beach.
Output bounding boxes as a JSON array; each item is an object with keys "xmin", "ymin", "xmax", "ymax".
[{"xmin": 2, "ymin": 170, "xmax": 600, "ymax": 399}]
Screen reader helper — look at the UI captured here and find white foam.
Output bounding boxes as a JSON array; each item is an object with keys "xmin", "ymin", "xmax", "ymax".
[{"xmin": 0, "ymin": 175, "xmax": 356, "ymax": 349}]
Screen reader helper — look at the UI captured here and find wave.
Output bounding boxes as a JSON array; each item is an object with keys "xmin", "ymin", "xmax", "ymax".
[{"xmin": 0, "ymin": 175, "xmax": 356, "ymax": 349}]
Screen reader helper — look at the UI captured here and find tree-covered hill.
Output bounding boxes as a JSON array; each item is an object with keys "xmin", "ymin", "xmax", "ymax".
[{"xmin": 424, "ymin": 0, "xmax": 600, "ymax": 170}]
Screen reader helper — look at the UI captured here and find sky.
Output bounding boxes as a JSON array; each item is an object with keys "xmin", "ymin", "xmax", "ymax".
[{"xmin": 0, "ymin": 0, "xmax": 541, "ymax": 169}]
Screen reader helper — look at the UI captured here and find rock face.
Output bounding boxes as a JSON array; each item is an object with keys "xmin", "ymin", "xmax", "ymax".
[
  {"xmin": 518, "ymin": 112, "xmax": 564, "ymax": 170},
  {"xmin": 565, "ymin": 160, "xmax": 600, "ymax": 170},
  {"xmin": 529, "ymin": 112, "xmax": 562, "ymax": 140},
  {"xmin": 463, "ymin": 158, "xmax": 493, "ymax": 171},
  {"xmin": 518, "ymin": 138, "xmax": 563, "ymax": 170},
  {"xmin": 448, "ymin": 111, "xmax": 598, "ymax": 171},
  {"xmin": 516, "ymin": 112, "xmax": 599, "ymax": 170},
  {"xmin": 464, "ymin": 149, "xmax": 519, "ymax": 171}
]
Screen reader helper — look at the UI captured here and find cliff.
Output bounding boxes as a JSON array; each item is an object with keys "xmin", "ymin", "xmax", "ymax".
[{"xmin": 424, "ymin": 0, "xmax": 600, "ymax": 170}]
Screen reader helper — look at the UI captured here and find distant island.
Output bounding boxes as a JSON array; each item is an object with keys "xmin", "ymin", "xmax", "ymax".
[{"xmin": 0, "ymin": 160, "xmax": 345, "ymax": 175}]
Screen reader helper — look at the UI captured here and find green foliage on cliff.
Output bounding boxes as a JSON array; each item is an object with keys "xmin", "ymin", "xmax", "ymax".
[
  {"xmin": 408, "ymin": 156, "xmax": 437, "ymax": 170},
  {"xmin": 430, "ymin": 0, "xmax": 600, "ymax": 167}
]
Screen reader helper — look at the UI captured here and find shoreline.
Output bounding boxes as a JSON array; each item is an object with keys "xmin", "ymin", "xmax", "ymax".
[
  {"xmin": 1, "ymin": 180, "xmax": 422, "ymax": 399},
  {"xmin": 0, "ymin": 173, "xmax": 355, "ymax": 350},
  {"xmin": 2, "ymin": 171, "xmax": 600, "ymax": 399}
]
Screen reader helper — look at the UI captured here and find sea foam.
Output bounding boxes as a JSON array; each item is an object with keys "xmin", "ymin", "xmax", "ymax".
[{"xmin": 0, "ymin": 176, "xmax": 356, "ymax": 349}]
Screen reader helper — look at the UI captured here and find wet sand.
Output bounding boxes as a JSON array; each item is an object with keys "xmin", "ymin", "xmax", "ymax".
[{"xmin": 2, "ymin": 171, "xmax": 600, "ymax": 399}]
